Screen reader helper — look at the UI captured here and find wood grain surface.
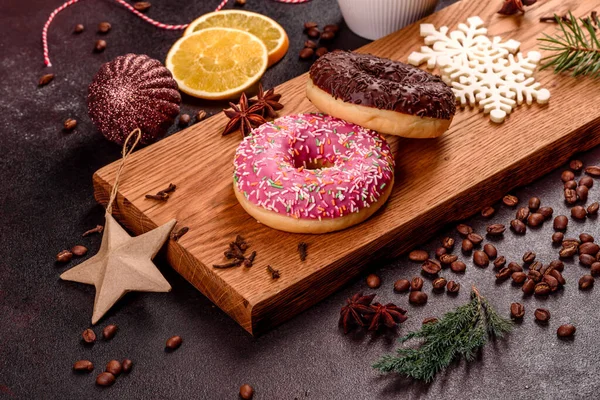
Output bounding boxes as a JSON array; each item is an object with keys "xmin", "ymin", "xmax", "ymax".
[{"xmin": 94, "ymin": 0, "xmax": 600, "ymax": 335}]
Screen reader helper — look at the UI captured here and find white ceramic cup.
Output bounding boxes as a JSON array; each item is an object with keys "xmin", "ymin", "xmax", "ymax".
[{"xmin": 337, "ymin": 0, "xmax": 439, "ymax": 40}]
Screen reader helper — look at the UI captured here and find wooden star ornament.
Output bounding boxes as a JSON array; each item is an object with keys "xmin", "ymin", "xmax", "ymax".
[{"xmin": 60, "ymin": 212, "xmax": 176, "ymax": 324}]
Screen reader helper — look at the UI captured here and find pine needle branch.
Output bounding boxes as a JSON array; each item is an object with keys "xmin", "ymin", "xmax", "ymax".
[
  {"xmin": 373, "ymin": 286, "xmax": 512, "ymax": 382},
  {"xmin": 538, "ymin": 12, "xmax": 600, "ymax": 78}
]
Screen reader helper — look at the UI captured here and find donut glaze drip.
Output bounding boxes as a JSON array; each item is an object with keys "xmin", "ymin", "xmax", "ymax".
[
  {"xmin": 233, "ymin": 113, "xmax": 395, "ymax": 220},
  {"xmin": 309, "ymin": 51, "xmax": 455, "ymax": 120}
]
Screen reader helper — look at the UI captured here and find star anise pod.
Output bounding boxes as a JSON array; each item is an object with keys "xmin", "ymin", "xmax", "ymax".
[
  {"xmin": 339, "ymin": 292, "xmax": 376, "ymax": 334},
  {"xmin": 366, "ymin": 302, "xmax": 408, "ymax": 331},
  {"xmin": 248, "ymin": 83, "xmax": 284, "ymax": 118},
  {"xmin": 222, "ymin": 92, "xmax": 267, "ymax": 137},
  {"xmin": 498, "ymin": 0, "xmax": 536, "ymax": 15}
]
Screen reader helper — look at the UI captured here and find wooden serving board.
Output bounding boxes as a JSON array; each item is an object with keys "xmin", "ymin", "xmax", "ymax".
[{"xmin": 94, "ymin": 0, "xmax": 600, "ymax": 335}]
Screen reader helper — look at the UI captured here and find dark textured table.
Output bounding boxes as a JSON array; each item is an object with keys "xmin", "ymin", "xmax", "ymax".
[{"xmin": 2, "ymin": 0, "xmax": 599, "ymax": 399}]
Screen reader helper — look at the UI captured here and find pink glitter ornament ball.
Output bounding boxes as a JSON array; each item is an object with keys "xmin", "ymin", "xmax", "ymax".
[{"xmin": 88, "ymin": 54, "xmax": 181, "ymax": 145}]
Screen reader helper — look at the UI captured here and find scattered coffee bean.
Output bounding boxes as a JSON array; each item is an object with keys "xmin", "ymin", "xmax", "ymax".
[
  {"xmin": 462, "ymin": 239, "xmax": 474, "ymax": 252},
  {"xmin": 94, "ymin": 39, "xmax": 107, "ymax": 52},
  {"xmin": 496, "ymin": 267, "xmax": 511, "ymax": 281},
  {"xmin": 539, "ymin": 207, "xmax": 554, "ymax": 219},
  {"xmin": 71, "ymin": 245, "xmax": 88, "ymax": 256},
  {"xmin": 304, "ymin": 22, "xmax": 318, "ymax": 30},
  {"xmin": 422, "ymin": 259, "xmax": 441, "ymax": 276},
  {"xmin": 409, "ymin": 291, "xmax": 428, "ymax": 305},
  {"xmin": 240, "ymin": 384, "xmax": 254, "ymax": 400},
  {"xmin": 522, "ymin": 279, "xmax": 535, "ymax": 294},
  {"xmin": 446, "ymin": 281, "xmax": 460, "ymax": 294},
  {"xmin": 96, "ymin": 372, "xmax": 115, "ymax": 386},
  {"xmin": 432, "ymin": 277, "xmax": 447, "ymax": 291},
  {"xmin": 534, "ymin": 308, "xmax": 551, "ymax": 322},
  {"xmin": 522, "ymin": 251, "xmax": 535, "ymax": 264},
  {"xmin": 483, "ymin": 244, "xmax": 497, "ymax": 259},
  {"xmin": 450, "ymin": 260, "xmax": 466, "ymax": 273},
  {"xmin": 528, "ymin": 197, "xmax": 541, "ymax": 211},
  {"xmin": 502, "ymin": 194, "xmax": 518, "ymax": 207},
  {"xmin": 493, "ymin": 256, "xmax": 506, "ymax": 269},
  {"xmin": 73, "ymin": 24, "xmax": 84, "ymax": 33},
  {"xmin": 579, "ymin": 242, "xmax": 599, "ymax": 255},
  {"xmin": 563, "ymin": 237, "xmax": 581, "ymax": 247},
  {"xmin": 121, "ymin": 359, "xmax": 133, "ymax": 373},
  {"xmin": 508, "ymin": 262, "xmax": 523, "ymax": 273},
  {"xmin": 304, "ymin": 40, "xmax": 317, "ymax": 49},
  {"xmin": 549, "ymin": 260, "xmax": 564, "ymax": 272},
  {"xmin": 315, "ymin": 47, "xmax": 328, "ymax": 57},
  {"xmin": 534, "ymin": 282, "xmax": 551, "ymax": 296},
  {"xmin": 422, "ymin": 317, "xmax": 438, "ymax": 325},
  {"xmin": 63, "ymin": 118, "xmax": 77, "ymax": 131},
  {"xmin": 527, "ymin": 213, "xmax": 545, "ymax": 227},
  {"xmin": 587, "ymin": 202, "xmax": 599, "ymax": 215},
  {"xmin": 408, "ymin": 250, "xmax": 429, "ymax": 262},
  {"xmin": 564, "ymin": 188, "xmax": 578, "ymax": 205},
  {"xmin": 366, "ymin": 274, "xmax": 381, "ymax": 288},
  {"xmin": 553, "ymin": 215, "xmax": 568, "ymax": 231},
  {"xmin": 439, "ymin": 253, "xmax": 458, "ymax": 265},
  {"xmin": 178, "ymin": 114, "xmax": 191, "ymax": 127},
  {"xmin": 106, "ymin": 360, "xmax": 122, "ymax": 376},
  {"xmin": 394, "ymin": 279, "xmax": 410, "ymax": 293},
  {"xmin": 82, "ymin": 328, "xmax": 96, "ymax": 343},
  {"xmin": 134, "ymin": 1, "xmax": 151, "ymax": 11},
  {"xmin": 166, "ymin": 335, "xmax": 183, "ymax": 350},
  {"xmin": 576, "ymin": 185, "xmax": 589, "ymax": 202},
  {"xmin": 299, "ymin": 48, "xmax": 314, "ymax": 59},
  {"xmin": 579, "ymin": 274, "xmax": 595, "ymax": 290},
  {"xmin": 516, "ymin": 207, "xmax": 530, "ymax": 221},
  {"xmin": 486, "ymin": 224, "xmax": 505, "ymax": 236},
  {"xmin": 560, "ymin": 243, "xmax": 578, "ymax": 258},
  {"xmin": 571, "ymin": 206, "xmax": 587, "ymax": 220},
  {"xmin": 591, "ymin": 262, "xmax": 600, "ymax": 276},
  {"xmin": 557, "ymin": 324, "xmax": 576, "ymax": 338},
  {"xmin": 98, "ymin": 22, "xmax": 111, "ymax": 33},
  {"xmin": 552, "ymin": 232, "xmax": 564, "ymax": 244},
  {"xmin": 307, "ymin": 28, "xmax": 320, "ymax": 38},
  {"xmin": 579, "ymin": 176, "xmax": 594, "ymax": 188},
  {"xmin": 570, "ymin": 159, "xmax": 583, "ymax": 171},
  {"xmin": 550, "ymin": 269, "xmax": 566, "ymax": 285},
  {"xmin": 323, "ymin": 24, "xmax": 339, "ymax": 33},
  {"xmin": 56, "ymin": 250, "xmax": 73, "ymax": 263},
  {"xmin": 410, "ymin": 276, "xmax": 424, "ymax": 291},
  {"xmin": 511, "ymin": 271, "xmax": 527, "ymax": 284},
  {"xmin": 528, "ymin": 270, "xmax": 542, "ymax": 282},
  {"xmin": 102, "ymin": 324, "xmax": 117, "ymax": 340},
  {"xmin": 38, "ymin": 73, "xmax": 55, "ymax": 86},
  {"xmin": 320, "ymin": 31, "xmax": 335, "ymax": 40},
  {"xmin": 510, "ymin": 219, "xmax": 527, "ymax": 234},
  {"xmin": 561, "ymin": 170, "xmax": 575, "ymax": 182},
  {"xmin": 195, "ymin": 110, "xmax": 207, "ymax": 122},
  {"xmin": 73, "ymin": 360, "xmax": 94, "ymax": 372},
  {"xmin": 564, "ymin": 180, "xmax": 577, "ymax": 189},
  {"xmin": 435, "ymin": 247, "xmax": 447, "ymax": 259},
  {"xmin": 585, "ymin": 165, "xmax": 600, "ymax": 177},
  {"xmin": 467, "ymin": 233, "xmax": 483, "ymax": 245},
  {"xmin": 481, "ymin": 206, "xmax": 495, "ymax": 218},
  {"xmin": 543, "ymin": 274, "xmax": 559, "ymax": 291},
  {"xmin": 442, "ymin": 237, "xmax": 455, "ymax": 250},
  {"xmin": 456, "ymin": 224, "xmax": 473, "ymax": 236},
  {"xmin": 473, "ymin": 251, "xmax": 489, "ymax": 267},
  {"xmin": 510, "ymin": 302, "xmax": 525, "ymax": 319}
]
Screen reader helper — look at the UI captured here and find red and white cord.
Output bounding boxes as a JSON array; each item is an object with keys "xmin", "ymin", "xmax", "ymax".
[{"xmin": 42, "ymin": 0, "xmax": 310, "ymax": 67}]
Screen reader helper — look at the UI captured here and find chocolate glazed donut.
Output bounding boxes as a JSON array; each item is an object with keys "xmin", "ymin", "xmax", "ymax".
[{"xmin": 306, "ymin": 51, "xmax": 456, "ymax": 138}]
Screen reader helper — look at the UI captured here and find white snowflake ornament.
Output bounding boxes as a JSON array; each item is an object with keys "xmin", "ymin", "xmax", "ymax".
[{"xmin": 408, "ymin": 16, "xmax": 550, "ymax": 123}]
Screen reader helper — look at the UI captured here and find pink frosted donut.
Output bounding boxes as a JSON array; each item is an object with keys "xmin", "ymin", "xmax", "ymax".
[{"xmin": 233, "ymin": 113, "xmax": 395, "ymax": 233}]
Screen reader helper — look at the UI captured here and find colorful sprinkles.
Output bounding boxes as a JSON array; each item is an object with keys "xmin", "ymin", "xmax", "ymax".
[{"xmin": 233, "ymin": 113, "xmax": 395, "ymax": 220}]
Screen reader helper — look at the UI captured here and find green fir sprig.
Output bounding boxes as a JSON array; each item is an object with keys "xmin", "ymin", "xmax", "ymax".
[
  {"xmin": 538, "ymin": 12, "xmax": 600, "ymax": 78},
  {"xmin": 373, "ymin": 286, "xmax": 512, "ymax": 382}
]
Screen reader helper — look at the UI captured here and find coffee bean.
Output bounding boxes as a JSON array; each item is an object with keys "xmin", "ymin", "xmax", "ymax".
[
  {"xmin": 527, "ymin": 213, "xmax": 545, "ymax": 227},
  {"xmin": 307, "ymin": 28, "xmax": 320, "ymax": 38},
  {"xmin": 496, "ymin": 267, "xmax": 511, "ymax": 281},
  {"xmin": 71, "ymin": 245, "xmax": 88, "ymax": 256},
  {"xmin": 522, "ymin": 251, "xmax": 536, "ymax": 264},
  {"xmin": 434, "ymin": 246, "xmax": 447, "ymax": 259},
  {"xmin": 502, "ymin": 194, "xmax": 518, "ymax": 207},
  {"xmin": 511, "ymin": 271, "xmax": 527, "ymax": 284},
  {"xmin": 366, "ymin": 274, "xmax": 381, "ymax": 288},
  {"xmin": 422, "ymin": 259, "xmax": 441, "ymax": 276},
  {"xmin": 591, "ymin": 262, "xmax": 600, "ymax": 276},
  {"xmin": 481, "ymin": 206, "xmax": 495, "ymax": 218},
  {"xmin": 38, "ymin": 73, "xmax": 55, "ymax": 86},
  {"xmin": 528, "ymin": 270, "xmax": 542, "ymax": 282},
  {"xmin": 121, "ymin": 359, "xmax": 133, "ymax": 373},
  {"xmin": 315, "ymin": 47, "xmax": 328, "ymax": 57},
  {"xmin": 73, "ymin": 24, "xmax": 84, "ymax": 33},
  {"xmin": 572, "ymin": 206, "xmax": 587, "ymax": 220},
  {"xmin": 63, "ymin": 118, "xmax": 77, "ymax": 131},
  {"xmin": 576, "ymin": 185, "xmax": 589, "ymax": 202},
  {"xmin": 508, "ymin": 262, "xmax": 523, "ymax": 273},
  {"xmin": 528, "ymin": 197, "xmax": 541, "ymax": 211},
  {"xmin": 56, "ymin": 250, "xmax": 73, "ymax": 263},
  {"xmin": 462, "ymin": 239, "xmax": 474, "ymax": 252},
  {"xmin": 570, "ymin": 159, "xmax": 583, "ymax": 171},
  {"xmin": 178, "ymin": 114, "xmax": 191, "ymax": 127},
  {"xmin": 550, "ymin": 269, "xmax": 566, "ymax": 285},
  {"xmin": 106, "ymin": 360, "xmax": 122, "ymax": 376},
  {"xmin": 393, "ymin": 279, "xmax": 410, "ymax": 293},
  {"xmin": 98, "ymin": 22, "xmax": 111, "ymax": 33},
  {"xmin": 408, "ymin": 250, "xmax": 429, "ymax": 262},
  {"xmin": 534, "ymin": 282, "xmax": 551, "ymax": 296},
  {"xmin": 82, "ymin": 328, "xmax": 96, "ymax": 343},
  {"xmin": 134, "ymin": 1, "xmax": 151, "ymax": 11},
  {"xmin": 94, "ymin": 39, "xmax": 107, "ymax": 52},
  {"xmin": 543, "ymin": 274, "xmax": 559, "ymax": 291},
  {"xmin": 103, "ymin": 324, "xmax": 118, "ymax": 340},
  {"xmin": 563, "ymin": 238, "xmax": 580, "ymax": 247},
  {"xmin": 299, "ymin": 48, "xmax": 314, "ymax": 59},
  {"xmin": 483, "ymin": 244, "xmax": 497, "ymax": 259},
  {"xmin": 195, "ymin": 110, "xmax": 207, "ymax": 122},
  {"xmin": 539, "ymin": 207, "xmax": 554, "ymax": 220},
  {"xmin": 557, "ymin": 324, "xmax": 576, "ymax": 338},
  {"xmin": 304, "ymin": 40, "xmax": 317, "ymax": 49},
  {"xmin": 561, "ymin": 170, "xmax": 575, "ymax": 182},
  {"xmin": 446, "ymin": 281, "xmax": 460, "ymax": 294},
  {"xmin": 549, "ymin": 260, "xmax": 564, "ymax": 272},
  {"xmin": 323, "ymin": 24, "xmax": 340, "ymax": 33},
  {"xmin": 473, "ymin": 251, "xmax": 489, "ymax": 267},
  {"xmin": 166, "ymin": 335, "xmax": 183, "ymax": 350},
  {"xmin": 560, "ymin": 243, "xmax": 578, "ymax": 258},
  {"xmin": 552, "ymin": 232, "xmax": 564, "ymax": 244},
  {"xmin": 585, "ymin": 165, "xmax": 600, "ymax": 177},
  {"xmin": 522, "ymin": 279, "xmax": 535, "ymax": 294},
  {"xmin": 564, "ymin": 180, "xmax": 577, "ymax": 189},
  {"xmin": 320, "ymin": 31, "xmax": 335, "ymax": 40},
  {"xmin": 579, "ymin": 176, "xmax": 594, "ymax": 188},
  {"xmin": 510, "ymin": 219, "xmax": 526, "ymax": 234},
  {"xmin": 422, "ymin": 317, "xmax": 438, "ymax": 325},
  {"xmin": 240, "ymin": 384, "xmax": 254, "ymax": 400},
  {"xmin": 456, "ymin": 224, "xmax": 473, "ymax": 236},
  {"xmin": 96, "ymin": 372, "xmax": 115, "ymax": 386},
  {"xmin": 409, "ymin": 291, "xmax": 428, "ymax": 305},
  {"xmin": 73, "ymin": 360, "xmax": 94, "ymax": 372},
  {"xmin": 579, "ymin": 242, "xmax": 599, "ymax": 255},
  {"xmin": 579, "ymin": 274, "xmax": 595, "ymax": 290},
  {"xmin": 564, "ymin": 188, "xmax": 578, "ymax": 205},
  {"xmin": 553, "ymin": 215, "xmax": 568, "ymax": 231},
  {"xmin": 442, "ymin": 237, "xmax": 455, "ymax": 250},
  {"xmin": 534, "ymin": 308, "xmax": 551, "ymax": 322},
  {"xmin": 467, "ymin": 233, "xmax": 483, "ymax": 245},
  {"xmin": 587, "ymin": 202, "xmax": 599, "ymax": 215},
  {"xmin": 510, "ymin": 302, "xmax": 525, "ymax": 319},
  {"xmin": 493, "ymin": 256, "xmax": 506, "ymax": 269},
  {"xmin": 516, "ymin": 207, "xmax": 530, "ymax": 221},
  {"xmin": 439, "ymin": 253, "xmax": 458, "ymax": 265},
  {"xmin": 486, "ymin": 224, "xmax": 505, "ymax": 236},
  {"xmin": 304, "ymin": 22, "xmax": 318, "ymax": 30},
  {"xmin": 432, "ymin": 277, "xmax": 447, "ymax": 291},
  {"xmin": 450, "ymin": 260, "xmax": 466, "ymax": 273},
  {"xmin": 410, "ymin": 276, "xmax": 424, "ymax": 291}
]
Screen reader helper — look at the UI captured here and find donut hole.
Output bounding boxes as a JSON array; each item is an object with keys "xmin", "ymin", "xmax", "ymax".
[{"xmin": 291, "ymin": 154, "xmax": 335, "ymax": 171}]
